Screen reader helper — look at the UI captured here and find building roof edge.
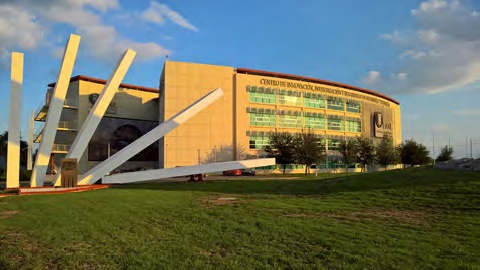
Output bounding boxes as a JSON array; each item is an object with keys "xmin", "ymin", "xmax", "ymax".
[
  {"xmin": 47, "ymin": 75, "xmax": 159, "ymax": 93},
  {"xmin": 235, "ymin": 68, "xmax": 399, "ymax": 105}
]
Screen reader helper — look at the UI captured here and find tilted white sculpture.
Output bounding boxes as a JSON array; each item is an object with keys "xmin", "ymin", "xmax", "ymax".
[{"xmin": 3, "ymin": 34, "xmax": 275, "ymax": 188}]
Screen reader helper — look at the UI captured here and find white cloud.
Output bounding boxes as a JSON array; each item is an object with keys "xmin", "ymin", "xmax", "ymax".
[
  {"xmin": 142, "ymin": 1, "xmax": 198, "ymax": 32},
  {"xmin": 365, "ymin": 0, "xmax": 480, "ymax": 94},
  {"xmin": 0, "ymin": 0, "xmax": 170, "ymax": 62},
  {"xmin": 379, "ymin": 30, "xmax": 406, "ymax": 44},
  {"xmin": 142, "ymin": 2, "xmax": 165, "ymax": 24},
  {"xmin": 0, "ymin": 4, "xmax": 43, "ymax": 53},
  {"xmin": 396, "ymin": 73, "xmax": 408, "ymax": 81},
  {"xmin": 363, "ymin": 70, "xmax": 381, "ymax": 85},
  {"xmin": 412, "ymin": 0, "xmax": 449, "ymax": 15}
]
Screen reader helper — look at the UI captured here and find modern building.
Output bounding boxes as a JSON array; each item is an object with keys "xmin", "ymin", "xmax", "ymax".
[
  {"xmin": 35, "ymin": 61, "xmax": 401, "ymax": 175},
  {"xmin": 34, "ymin": 75, "xmax": 159, "ymax": 175},
  {"xmin": 159, "ymin": 61, "xmax": 401, "ymax": 171}
]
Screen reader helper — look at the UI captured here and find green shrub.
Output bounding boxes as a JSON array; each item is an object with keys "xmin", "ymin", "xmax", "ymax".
[{"xmin": 20, "ymin": 170, "xmax": 32, "ymax": 181}]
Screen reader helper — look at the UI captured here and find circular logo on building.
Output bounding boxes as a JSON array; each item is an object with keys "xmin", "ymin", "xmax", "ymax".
[
  {"xmin": 89, "ymin": 94, "xmax": 99, "ymax": 105},
  {"xmin": 374, "ymin": 112, "xmax": 383, "ymax": 128}
]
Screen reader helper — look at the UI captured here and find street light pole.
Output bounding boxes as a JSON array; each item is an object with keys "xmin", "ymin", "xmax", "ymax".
[{"xmin": 432, "ymin": 132, "xmax": 435, "ymax": 165}]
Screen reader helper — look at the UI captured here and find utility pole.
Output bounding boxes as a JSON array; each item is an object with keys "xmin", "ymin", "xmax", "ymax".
[
  {"xmin": 432, "ymin": 132, "xmax": 435, "ymax": 164},
  {"xmin": 470, "ymin": 138, "xmax": 474, "ymax": 171},
  {"xmin": 197, "ymin": 149, "xmax": 200, "ymax": 165},
  {"xmin": 470, "ymin": 138, "xmax": 473, "ymax": 159},
  {"xmin": 465, "ymin": 135, "xmax": 468, "ymax": 158}
]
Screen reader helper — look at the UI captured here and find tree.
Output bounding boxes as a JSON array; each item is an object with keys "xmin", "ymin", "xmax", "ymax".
[
  {"xmin": 436, "ymin": 145, "xmax": 453, "ymax": 162},
  {"xmin": 0, "ymin": 131, "xmax": 28, "ymax": 166},
  {"xmin": 202, "ymin": 143, "xmax": 247, "ymax": 163},
  {"xmin": 397, "ymin": 139, "xmax": 431, "ymax": 167},
  {"xmin": 293, "ymin": 129, "xmax": 325, "ymax": 175},
  {"xmin": 264, "ymin": 132, "xmax": 296, "ymax": 175},
  {"xmin": 339, "ymin": 139, "xmax": 357, "ymax": 173},
  {"xmin": 376, "ymin": 135, "xmax": 399, "ymax": 168},
  {"xmin": 356, "ymin": 136, "xmax": 375, "ymax": 172}
]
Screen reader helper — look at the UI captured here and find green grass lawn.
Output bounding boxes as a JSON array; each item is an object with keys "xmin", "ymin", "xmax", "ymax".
[{"xmin": 0, "ymin": 167, "xmax": 479, "ymax": 269}]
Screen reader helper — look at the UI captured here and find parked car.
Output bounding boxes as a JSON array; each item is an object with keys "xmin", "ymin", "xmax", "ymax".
[
  {"xmin": 222, "ymin": 169, "xmax": 242, "ymax": 176},
  {"xmin": 241, "ymin": 169, "xmax": 255, "ymax": 176}
]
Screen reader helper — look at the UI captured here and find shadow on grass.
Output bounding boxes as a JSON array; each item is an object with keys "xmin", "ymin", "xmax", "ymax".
[{"xmin": 112, "ymin": 167, "xmax": 480, "ymax": 196}]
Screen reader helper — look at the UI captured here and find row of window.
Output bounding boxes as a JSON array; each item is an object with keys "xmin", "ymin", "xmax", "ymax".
[
  {"xmin": 249, "ymin": 112, "xmax": 361, "ymax": 132},
  {"xmin": 252, "ymin": 162, "xmax": 354, "ymax": 170},
  {"xmin": 248, "ymin": 135, "xmax": 357, "ymax": 151},
  {"xmin": 248, "ymin": 86, "xmax": 361, "ymax": 113}
]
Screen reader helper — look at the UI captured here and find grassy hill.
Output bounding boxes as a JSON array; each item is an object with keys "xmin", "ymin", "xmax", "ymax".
[{"xmin": 0, "ymin": 167, "xmax": 479, "ymax": 269}]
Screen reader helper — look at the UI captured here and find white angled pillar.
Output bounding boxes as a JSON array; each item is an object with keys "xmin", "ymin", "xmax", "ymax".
[
  {"xmin": 103, "ymin": 158, "xmax": 276, "ymax": 184},
  {"xmin": 78, "ymin": 88, "xmax": 224, "ymax": 185},
  {"xmin": 27, "ymin": 110, "xmax": 34, "ymax": 171},
  {"xmin": 53, "ymin": 49, "xmax": 136, "ymax": 186},
  {"xmin": 6, "ymin": 52, "xmax": 24, "ymax": 189},
  {"xmin": 30, "ymin": 34, "xmax": 81, "ymax": 187}
]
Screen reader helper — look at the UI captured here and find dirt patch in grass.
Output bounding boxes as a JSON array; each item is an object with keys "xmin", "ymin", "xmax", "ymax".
[
  {"xmin": 286, "ymin": 210, "xmax": 427, "ymax": 224},
  {"xmin": 0, "ymin": 210, "xmax": 18, "ymax": 219},
  {"xmin": 200, "ymin": 195, "xmax": 251, "ymax": 207}
]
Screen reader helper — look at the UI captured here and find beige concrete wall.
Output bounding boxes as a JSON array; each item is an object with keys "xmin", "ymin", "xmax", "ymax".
[{"xmin": 162, "ymin": 61, "xmax": 235, "ymax": 167}]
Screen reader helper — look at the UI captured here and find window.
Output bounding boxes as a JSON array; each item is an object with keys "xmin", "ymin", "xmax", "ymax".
[
  {"xmin": 346, "ymin": 118, "xmax": 361, "ymax": 133},
  {"xmin": 327, "ymin": 136, "xmax": 343, "ymax": 151},
  {"xmin": 346, "ymin": 100, "xmax": 361, "ymax": 113},
  {"xmin": 327, "ymin": 97, "xmax": 345, "ymax": 111},
  {"xmin": 285, "ymin": 164, "xmax": 305, "ymax": 169},
  {"xmin": 278, "ymin": 90, "xmax": 302, "ymax": 106},
  {"xmin": 248, "ymin": 86, "xmax": 276, "ymax": 104},
  {"xmin": 255, "ymin": 165, "xmax": 277, "ymax": 170},
  {"xmin": 327, "ymin": 115, "xmax": 345, "ymax": 131},
  {"xmin": 248, "ymin": 108, "xmax": 276, "ymax": 127},
  {"xmin": 249, "ymin": 136, "xmax": 270, "ymax": 150},
  {"xmin": 278, "ymin": 111, "xmax": 302, "ymax": 128},
  {"xmin": 304, "ymin": 113, "xmax": 325, "ymax": 130},
  {"xmin": 304, "ymin": 93, "xmax": 325, "ymax": 109}
]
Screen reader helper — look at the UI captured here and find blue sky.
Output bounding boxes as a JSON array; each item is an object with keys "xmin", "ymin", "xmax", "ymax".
[{"xmin": 0, "ymin": 0, "xmax": 479, "ymax": 158}]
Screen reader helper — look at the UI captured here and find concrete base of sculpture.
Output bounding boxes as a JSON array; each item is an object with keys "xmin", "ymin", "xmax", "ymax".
[{"xmin": 100, "ymin": 158, "xmax": 276, "ymax": 184}]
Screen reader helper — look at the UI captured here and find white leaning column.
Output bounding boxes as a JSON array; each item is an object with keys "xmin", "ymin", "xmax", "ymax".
[
  {"xmin": 6, "ymin": 52, "xmax": 24, "ymax": 189},
  {"xmin": 52, "ymin": 49, "xmax": 136, "ymax": 186},
  {"xmin": 27, "ymin": 110, "xmax": 34, "ymax": 171},
  {"xmin": 30, "ymin": 34, "xmax": 81, "ymax": 187},
  {"xmin": 78, "ymin": 88, "xmax": 224, "ymax": 185}
]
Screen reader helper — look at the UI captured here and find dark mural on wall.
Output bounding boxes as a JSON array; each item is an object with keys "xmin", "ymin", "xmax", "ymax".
[{"xmin": 88, "ymin": 117, "xmax": 159, "ymax": 161}]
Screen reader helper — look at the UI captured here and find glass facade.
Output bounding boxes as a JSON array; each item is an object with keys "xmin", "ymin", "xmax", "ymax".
[
  {"xmin": 248, "ymin": 108, "xmax": 276, "ymax": 127},
  {"xmin": 278, "ymin": 90, "xmax": 302, "ymax": 106},
  {"xmin": 278, "ymin": 112, "xmax": 302, "ymax": 128},
  {"xmin": 249, "ymin": 136, "xmax": 270, "ymax": 149},
  {"xmin": 327, "ymin": 97, "xmax": 345, "ymax": 111},
  {"xmin": 327, "ymin": 135, "xmax": 343, "ymax": 151},
  {"xmin": 327, "ymin": 115, "xmax": 344, "ymax": 131},
  {"xmin": 346, "ymin": 118, "xmax": 361, "ymax": 133},
  {"xmin": 248, "ymin": 86, "xmax": 276, "ymax": 104},
  {"xmin": 304, "ymin": 93, "xmax": 325, "ymax": 109},
  {"xmin": 245, "ymin": 85, "xmax": 367, "ymax": 143},
  {"xmin": 304, "ymin": 112, "xmax": 325, "ymax": 130},
  {"xmin": 346, "ymin": 100, "xmax": 361, "ymax": 113}
]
